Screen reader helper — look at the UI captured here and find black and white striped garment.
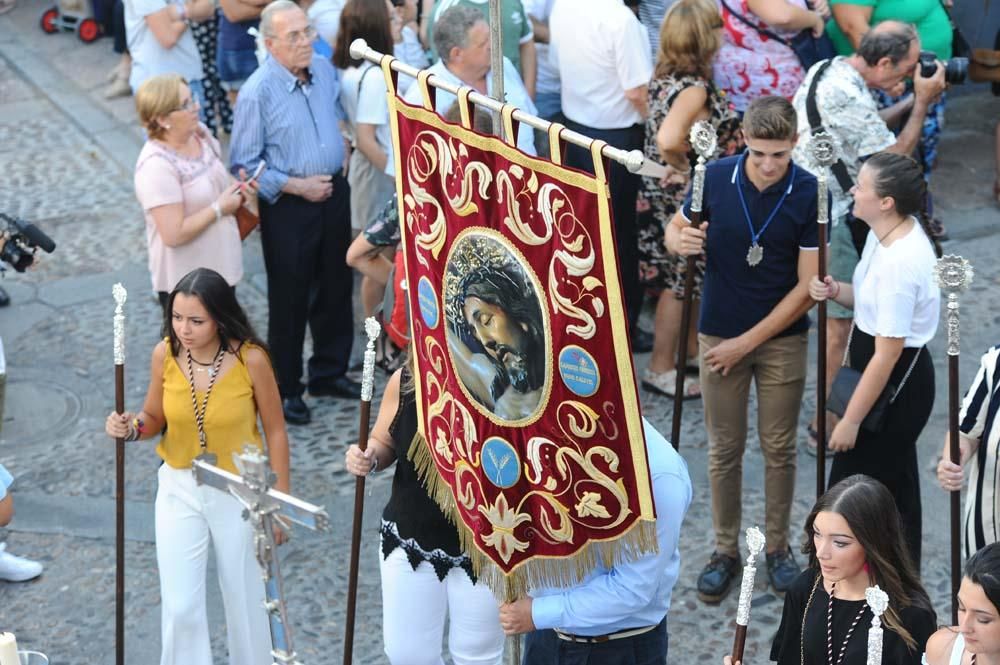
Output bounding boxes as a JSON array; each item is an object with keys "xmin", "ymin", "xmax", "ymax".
[{"xmin": 961, "ymin": 344, "xmax": 1000, "ymax": 557}]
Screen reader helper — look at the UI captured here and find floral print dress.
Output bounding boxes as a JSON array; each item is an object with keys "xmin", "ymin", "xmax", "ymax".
[{"xmin": 637, "ymin": 73, "xmax": 742, "ymax": 299}]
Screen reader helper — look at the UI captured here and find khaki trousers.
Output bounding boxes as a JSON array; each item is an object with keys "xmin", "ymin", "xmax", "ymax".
[{"xmin": 699, "ymin": 332, "xmax": 808, "ymax": 555}]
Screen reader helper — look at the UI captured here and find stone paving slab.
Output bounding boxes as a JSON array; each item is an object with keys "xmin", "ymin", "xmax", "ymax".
[{"xmin": 1, "ymin": 11, "xmax": 1000, "ymax": 665}]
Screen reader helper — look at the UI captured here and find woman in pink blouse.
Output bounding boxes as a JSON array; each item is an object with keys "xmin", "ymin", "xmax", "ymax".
[
  {"xmin": 713, "ymin": 0, "xmax": 829, "ymax": 113},
  {"xmin": 133, "ymin": 73, "xmax": 253, "ymax": 307}
]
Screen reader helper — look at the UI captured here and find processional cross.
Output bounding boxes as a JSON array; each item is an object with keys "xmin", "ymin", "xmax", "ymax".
[{"xmin": 193, "ymin": 449, "xmax": 331, "ymax": 665}]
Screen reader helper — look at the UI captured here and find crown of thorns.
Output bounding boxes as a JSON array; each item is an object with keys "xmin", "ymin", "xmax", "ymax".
[{"xmin": 444, "ymin": 236, "xmax": 526, "ymax": 325}]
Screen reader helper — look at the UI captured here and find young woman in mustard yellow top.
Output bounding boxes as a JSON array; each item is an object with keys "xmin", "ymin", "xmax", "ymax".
[{"xmin": 104, "ymin": 267, "xmax": 290, "ymax": 665}]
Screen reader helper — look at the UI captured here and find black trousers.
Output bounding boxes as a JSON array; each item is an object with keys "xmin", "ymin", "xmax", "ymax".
[
  {"xmin": 561, "ymin": 120, "xmax": 644, "ymax": 331},
  {"xmin": 260, "ymin": 178, "xmax": 354, "ymax": 398},
  {"xmin": 828, "ymin": 327, "xmax": 935, "ymax": 568}
]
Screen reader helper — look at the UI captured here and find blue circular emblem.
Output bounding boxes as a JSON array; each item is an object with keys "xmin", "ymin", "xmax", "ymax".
[
  {"xmin": 481, "ymin": 437, "xmax": 520, "ymax": 489},
  {"xmin": 558, "ymin": 346, "xmax": 600, "ymax": 397},
  {"xmin": 417, "ymin": 276, "xmax": 439, "ymax": 329}
]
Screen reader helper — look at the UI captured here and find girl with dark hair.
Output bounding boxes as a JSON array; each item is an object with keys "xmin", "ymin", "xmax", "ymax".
[
  {"xmin": 103, "ymin": 267, "xmax": 289, "ymax": 665},
  {"xmin": 925, "ymin": 542, "xmax": 1000, "ymax": 665},
  {"xmin": 726, "ymin": 474, "xmax": 936, "ymax": 665},
  {"xmin": 809, "ymin": 152, "xmax": 940, "ymax": 567},
  {"xmin": 344, "ymin": 364, "xmax": 505, "ymax": 664},
  {"xmin": 334, "ymin": 0, "xmax": 398, "ymax": 236}
]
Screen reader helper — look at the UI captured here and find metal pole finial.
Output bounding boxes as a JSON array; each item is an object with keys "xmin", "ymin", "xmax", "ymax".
[
  {"xmin": 934, "ymin": 255, "xmax": 974, "ymax": 356},
  {"xmin": 113, "ymin": 283, "xmax": 127, "ymax": 366},
  {"xmin": 362, "ymin": 317, "xmax": 382, "ymax": 402}
]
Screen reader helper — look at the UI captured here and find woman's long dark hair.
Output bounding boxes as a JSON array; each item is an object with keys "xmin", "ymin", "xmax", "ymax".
[
  {"xmin": 802, "ymin": 474, "xmax": 935, "ymax": 651},
  {"xmin": 164, "ymin": 268, "xmax": 268, "ymax": 360},
  {"xmin": 966, "ymin": 542, "xmax": 1000, "ymax": 614},
  {"xmin": 864, "ymin": 152, "xmax": 942, "ymax": 258},
  {"xmin": 332, "ymin": 0, "xmax": 394, "ymax": 69}
]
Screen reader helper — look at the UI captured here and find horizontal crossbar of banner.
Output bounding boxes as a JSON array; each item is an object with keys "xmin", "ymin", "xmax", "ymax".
[{"xmin": 349, "ymin": 38, "xmax": 657, "ymax": 175}]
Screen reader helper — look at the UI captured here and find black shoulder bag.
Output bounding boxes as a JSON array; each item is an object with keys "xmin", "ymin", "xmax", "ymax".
[
  {"xmin": 717, "ymin": 0, "xmax": 835, "ymax": 70},
  {"xmin": 826, "ymin": 323, "xmax": 922, "ymax": 432}
]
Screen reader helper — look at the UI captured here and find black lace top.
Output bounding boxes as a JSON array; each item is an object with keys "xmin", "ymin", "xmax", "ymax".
[{"xmin": 381, "ymin": 378, "xmax": 474, "ymax": 582}]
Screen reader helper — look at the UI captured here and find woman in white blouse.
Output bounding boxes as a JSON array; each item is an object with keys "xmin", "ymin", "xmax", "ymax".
[{"xmin": 809, "ymin": 152, "xmax": 941, "ymax": 568}]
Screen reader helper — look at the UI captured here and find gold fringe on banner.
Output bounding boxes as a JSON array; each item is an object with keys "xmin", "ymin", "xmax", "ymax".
[{"xmin": 407, "ymin": 430, "xmax": 659, "ymax": 603}]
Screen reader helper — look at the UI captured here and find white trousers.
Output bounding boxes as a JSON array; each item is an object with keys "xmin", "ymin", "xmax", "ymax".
[
  {"xmin": 380, "ymin": 546, "xmax": 505, "ymax": 665},
  {"xmin": 155, "ymin": 464, "xmax": 273, "ymax": 665}
]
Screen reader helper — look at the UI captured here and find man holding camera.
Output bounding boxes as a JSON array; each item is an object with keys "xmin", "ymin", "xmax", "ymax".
[{"xmin": 791, "ymin": 21, "xmax": 946, "ymax": 453}]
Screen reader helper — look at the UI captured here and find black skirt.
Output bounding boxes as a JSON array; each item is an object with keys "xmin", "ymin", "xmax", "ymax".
[{"xmin": 828, "ymin": 327, "xmax": 935, "ymax": 567}]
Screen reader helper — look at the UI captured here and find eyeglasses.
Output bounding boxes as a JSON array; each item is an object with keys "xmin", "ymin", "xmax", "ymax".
[
  {"xmin": 172, "ymin": 97, "xmax": 200, "ymax": 113},
  {"xmin": 278, "ymin": 25, "xmax": 317, "ymax": 45}
]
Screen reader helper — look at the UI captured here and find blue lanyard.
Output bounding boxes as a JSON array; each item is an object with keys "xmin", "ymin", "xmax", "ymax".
[{"xmin": 735, "ymin": 153, "xmax": 795, "ymax": 247}]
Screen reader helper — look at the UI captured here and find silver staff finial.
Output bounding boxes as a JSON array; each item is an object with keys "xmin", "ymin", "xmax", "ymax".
[
  {"xmin": 736, "ymin": 526, "xmax": 766, "ymax": 626},
  {"xmin": 807, "ymin": 130, "xmax": 838, "ymax": 169},
  {"xmin": 934, "ymin": 255, "xmax": 974, "ymax": 295},
  {"xmin": 689, "ymin": 121, "xmax": 718, "ymax": 215},
  {"xmin": 866, "ymin": 585, "xmax": 890, "ymax": 665},
  {"xmin": 690, "ymin": 121, "xmax": 718, "ymax": 161},
  {"xmin": 113, "ymin": 283, "xmax": 127, "ymax": 366},
  {"xmin": 934, "ymin": 255, "xmax": 974, "ymax": 357},
  {"xmin": 361, "ymin": 317, "xmax": 382, "ymax": 402}
]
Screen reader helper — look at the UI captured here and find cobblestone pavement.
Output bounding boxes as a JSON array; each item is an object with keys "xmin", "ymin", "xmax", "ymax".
[{"xmin": 2, "ymin": 4, "xmax": 1000, "ymax": 663}]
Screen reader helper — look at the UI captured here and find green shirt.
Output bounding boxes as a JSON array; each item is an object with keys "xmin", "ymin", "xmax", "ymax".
[
  {"xmin": 827, "ymin": 0, "xmax": 952, "ymax": 59},
  {"xmin": 427, "ymin": 0, "xmax": 533, "ymax": 73}
]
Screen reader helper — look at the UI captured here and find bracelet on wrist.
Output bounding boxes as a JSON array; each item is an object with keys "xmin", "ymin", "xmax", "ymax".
[
  {"xmin": 212, "ymin": 201, "xmax": 222, "ymax": 222},
  {"xmin": 370, "ymin": 454, "xmax": 379, "ymax": 475}
]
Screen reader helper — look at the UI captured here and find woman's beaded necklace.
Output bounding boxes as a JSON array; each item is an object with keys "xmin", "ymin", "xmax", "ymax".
[
  {"xmin": 827, "ymin": 581, "xmax": 870, "ymax": 665},
  {"xmin": 185, "ymin": 343, "xmax": 225, "ymax": 463}
]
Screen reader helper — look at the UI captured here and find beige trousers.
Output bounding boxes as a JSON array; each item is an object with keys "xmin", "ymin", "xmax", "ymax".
[{"xmin": 699, "ymin": 332, "xmax": 808, "ymax": 555}]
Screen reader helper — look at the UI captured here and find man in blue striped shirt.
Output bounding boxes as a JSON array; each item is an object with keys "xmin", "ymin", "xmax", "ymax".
[{"xmin": 230, "ymin": 0, "xmax": 358, "ymax": 425}]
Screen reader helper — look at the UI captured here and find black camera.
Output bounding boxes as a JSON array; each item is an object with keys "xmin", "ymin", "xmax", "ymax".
[
  {"xmin": 0, "ymin": 213, "xmax": 56, "ymax": 272},
  {"xmin": 919, "ymin": 49, "xmax": 968, "ymax": 85}
]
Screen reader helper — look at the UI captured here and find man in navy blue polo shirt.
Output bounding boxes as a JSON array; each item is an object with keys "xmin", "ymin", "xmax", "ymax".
[{"xmin": 666, "ymin": 96, "xmax": 822, "ymax": 603}]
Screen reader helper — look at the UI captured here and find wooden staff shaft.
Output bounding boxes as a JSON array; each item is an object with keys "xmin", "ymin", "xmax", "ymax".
[
  {"xmin": 816, "ymin": 220, "xmax": 827, "ymax": 498},
  {"xmin": 671, "ymin": 210, "xmax": 701, "ymax": 451},
  {"xmin": 343, "ymin": 399, "xmax": 373, "ymax": 665},
  {"xmin": 950, "ymin": 353, "xmax": 961, "ymax": 625},
  {"xmin": 731, "ymin": 624, "xmax": 748, "ymax": 664},
  {"xmin": 115, "ymin": 363, "xmax": 125, "ymax": 665}
]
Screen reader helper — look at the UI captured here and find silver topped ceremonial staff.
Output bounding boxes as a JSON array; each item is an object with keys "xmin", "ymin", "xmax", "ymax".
[
  {"xmin": 934, "ymin": 255, "xmax": 974, "ymax": 624},
  {"xmin": 865, "ymin": 585, "xmax": 889, "ymax": 665},
  {"xmin": 671, "ymin": 121, "xmax": 717, "ymax": 451},
  {"xmin": 343, "ymin": 318, "xmax": 381, "ymax": 665},
  {"xmin": 112, "ymin": 283, "xmax": 127, "ymax": 665},
  {"xmin": 808, "ymin": 131, "xmax": 838, "ymax": 497},
  {"xmin": 731, "ymin": 527, "xmax": 765, "ymax": 663}
]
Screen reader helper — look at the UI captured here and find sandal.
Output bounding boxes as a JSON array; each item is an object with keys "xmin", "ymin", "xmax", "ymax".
[
  {"xmin": 641, "ymin": 368, "xmax": 701, "ymax": 400},
  {"xmin": 685, "ymin": 355, "xmax": 700, "ymax": 375},
  {"xmin": 803, "ymin": 424, "xmax": 831, "ymax": 458},
  {"xmin": 375, "ymin": 335, "xmax": 405, "ymax": 374}
]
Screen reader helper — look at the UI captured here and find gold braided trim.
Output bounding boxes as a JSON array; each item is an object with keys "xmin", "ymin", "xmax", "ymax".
[{"xmin": 408, "ymin": 429, "xmax": 658, "ymax": 602}]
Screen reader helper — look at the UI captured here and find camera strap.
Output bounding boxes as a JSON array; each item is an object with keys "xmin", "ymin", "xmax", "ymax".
[{"xmin": 805, "ymin": 59, "xmax": 856, "ymax": 194}]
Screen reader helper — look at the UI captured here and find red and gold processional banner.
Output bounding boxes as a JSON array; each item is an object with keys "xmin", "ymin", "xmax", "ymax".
[{"xmin": 381, "ymin": 60, "xmax": 656, "ymax": 599}]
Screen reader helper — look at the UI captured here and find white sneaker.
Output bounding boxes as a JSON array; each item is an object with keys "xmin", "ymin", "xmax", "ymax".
[{"xmin": 0, "ymin": 542, "xmax": 43, "ymax": 582}]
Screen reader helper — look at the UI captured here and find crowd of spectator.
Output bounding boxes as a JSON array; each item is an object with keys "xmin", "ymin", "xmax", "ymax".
[{"xmin": 17, "ymin": 0, "xmax": 979, "ymax": 661}]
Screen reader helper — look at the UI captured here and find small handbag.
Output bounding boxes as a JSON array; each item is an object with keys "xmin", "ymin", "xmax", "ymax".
[
  {"xmin": 236, "ymin": 205, "xmax": 259, "ymax": 240},
  {"xmin": 718, "ymin": 0, "xmax": 836, "ymax": 70},
  {"xmin": 826, "ymin": 323, "xmax": 922, "ymax": 433}
]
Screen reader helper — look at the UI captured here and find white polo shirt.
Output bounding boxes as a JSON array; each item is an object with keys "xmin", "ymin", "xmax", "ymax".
[{"xmin": 549, "ymin": 0, "xmax": 652, "ymax": 129}]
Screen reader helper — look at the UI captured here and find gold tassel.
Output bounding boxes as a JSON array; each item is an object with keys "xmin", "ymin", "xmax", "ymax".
[{"xmin": 407, "ymin": 430, "xmax": 659, "ymax": 600}]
